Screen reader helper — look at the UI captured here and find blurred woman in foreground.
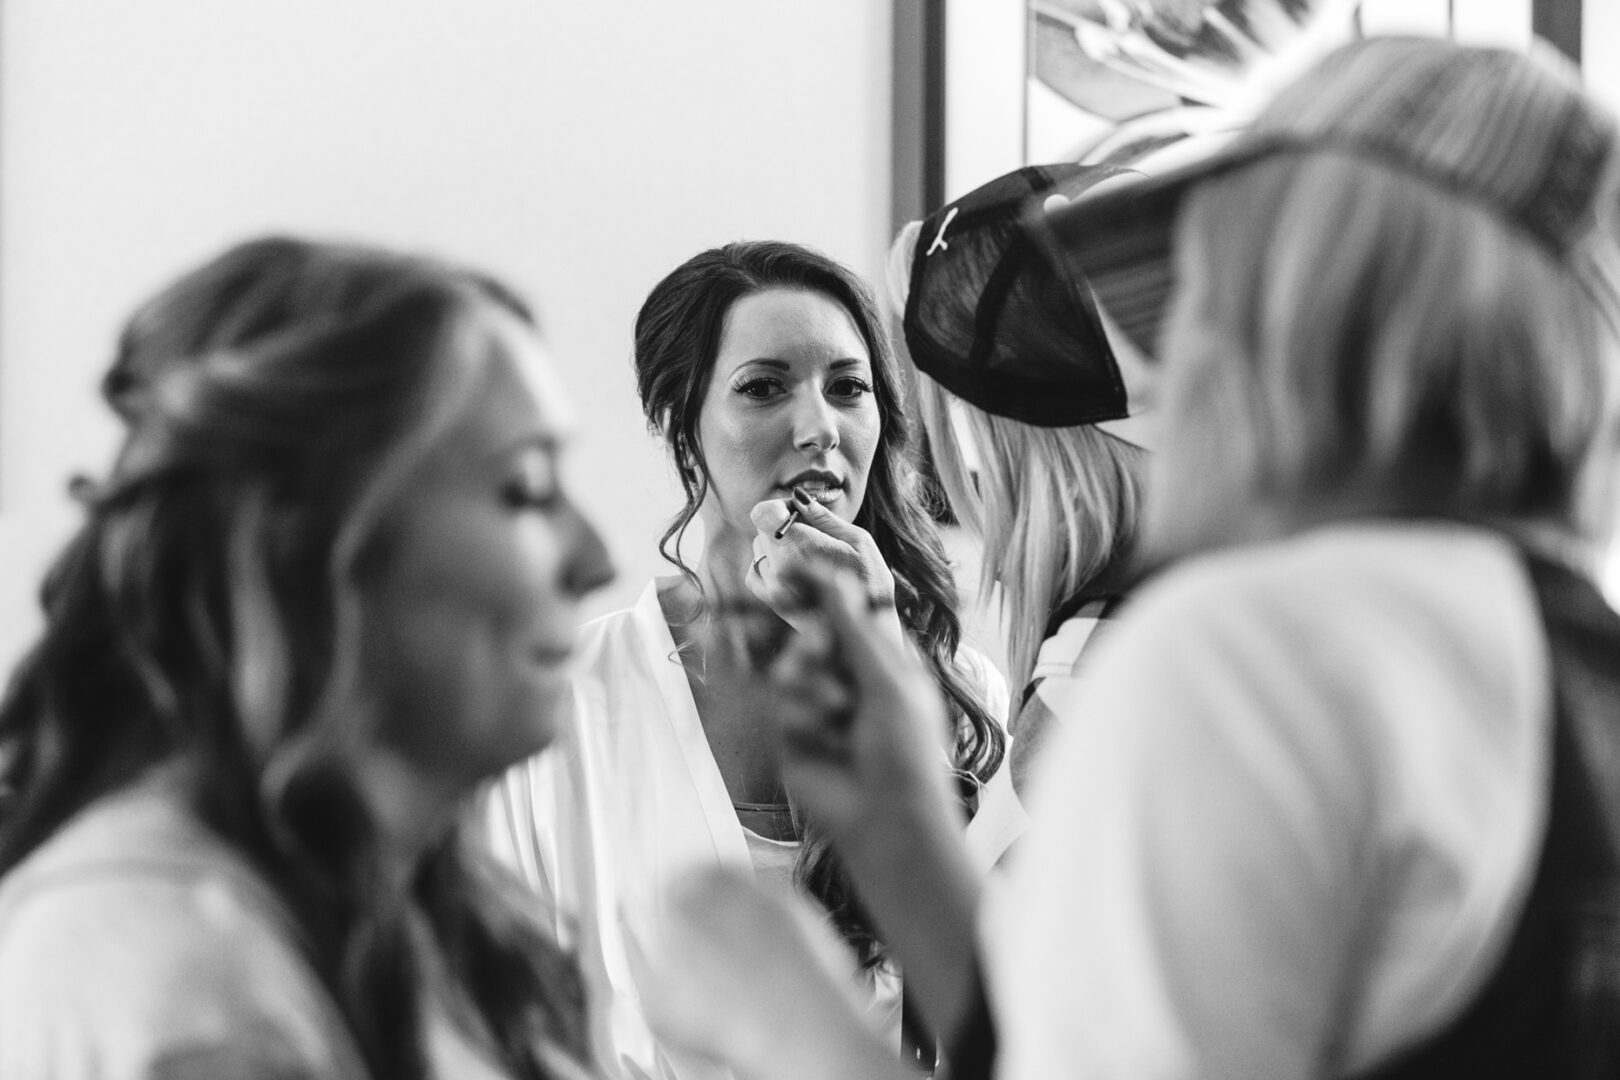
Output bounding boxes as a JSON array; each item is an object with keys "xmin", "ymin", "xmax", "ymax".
[{"xmin": 0, "ymin": 237, "xmax": 614, "ymax": 1079}]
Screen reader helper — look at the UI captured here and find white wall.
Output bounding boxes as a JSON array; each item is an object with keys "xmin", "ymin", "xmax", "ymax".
[
  {"xmin": 1589, "ymin": 0, "xmax": 1620, "ymax": 115},
  {"xmin": 0, "ymin": 1, "xmax": 893, "ymax": 671},
  {"xmin": 943, "ymin": 0, "xmax": 1026, "ymax": 201}
]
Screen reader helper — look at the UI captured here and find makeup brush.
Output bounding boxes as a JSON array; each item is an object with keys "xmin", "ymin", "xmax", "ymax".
[{"xmin": 774, "ymin": 485, "xmax": 810, "ymax": 540}]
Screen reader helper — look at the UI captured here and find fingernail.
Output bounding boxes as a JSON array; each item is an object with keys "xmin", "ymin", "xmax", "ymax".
[{"xmin": 792, "ymin": 486, "xmax": 812, "ymax": 507}]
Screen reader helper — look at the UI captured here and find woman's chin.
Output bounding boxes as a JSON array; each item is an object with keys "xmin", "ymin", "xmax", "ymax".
[{"xmin": 500, "ymin": 682, "xmax": 570, "ymax": 760}]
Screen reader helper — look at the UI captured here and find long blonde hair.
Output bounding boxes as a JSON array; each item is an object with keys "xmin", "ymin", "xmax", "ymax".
[
  {"xmin": 888, "ymin": 221, "xmax": 1146, "ymax": 695},
  {"xmin": 1148, "ymin": 150, "xmax": 1620, "ymax": 561}
]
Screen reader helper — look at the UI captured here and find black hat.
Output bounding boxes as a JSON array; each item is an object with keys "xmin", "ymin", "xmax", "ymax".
[{"xmin": 902, "ymin": 163, "xmax": 1135, "ymax": 428}]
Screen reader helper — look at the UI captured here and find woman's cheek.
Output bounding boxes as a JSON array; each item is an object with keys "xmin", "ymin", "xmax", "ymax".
[
  {"xmin": 841, "ymin": 413, "xmax": 884, "ymax": 519},
  {"xmin": 847, "ymin": 410, "xmax": 883, "ymax": 468},
  {"xmin": 706, "ymin": 413, "xmax": 796, "ymax": 529}
]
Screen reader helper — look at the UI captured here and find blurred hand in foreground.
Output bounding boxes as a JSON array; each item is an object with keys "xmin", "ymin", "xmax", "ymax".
[
  {"xmin": 765, "ymin": 560, "xmax": 960, "ymax": 852},
  {"xmin": 765, "ymin": 560, "xmax": 995, "ymax": 1053}
]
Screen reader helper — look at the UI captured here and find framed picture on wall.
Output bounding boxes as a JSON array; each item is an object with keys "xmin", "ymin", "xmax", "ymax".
[
  {"xmin": 895, "ymin": 0, "xmax": 1589, "ymax": 226},
  {"xmin": 1026, "ymin": 0, "xmax": 1362, "ymax": 168}
]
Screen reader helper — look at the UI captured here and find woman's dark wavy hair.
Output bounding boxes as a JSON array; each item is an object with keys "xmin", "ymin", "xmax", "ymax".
[
  {"xmin": 0, "ymin": 237, "xmax": 589, "ymax": 1080},
  {"xmin": 632, "ymin": 239, "xmax": 1005, "ymax": 964}
]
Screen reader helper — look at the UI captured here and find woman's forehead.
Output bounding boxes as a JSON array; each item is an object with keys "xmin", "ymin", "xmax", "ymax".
[
  {"xmin": 714, "ymin": 288, "xmax": 870, "ymax": 367},
  {"xmin": 493, "ymin": 313, "xmax": 573, "ymax": 434},
  {"xmin": 432, "ymin": 310, "xmax": 574, "ymax": 470}
]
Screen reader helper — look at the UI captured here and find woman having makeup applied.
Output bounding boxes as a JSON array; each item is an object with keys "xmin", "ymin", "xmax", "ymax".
[{"xmin": 486, "ymin": 239, "xmax": 1007, "ymax": 1080}]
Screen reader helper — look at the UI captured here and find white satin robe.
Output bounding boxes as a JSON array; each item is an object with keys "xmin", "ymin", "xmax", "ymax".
[{"xmin": 486, "ymin": 580, "xmax": 1012, "ymax": 1080}]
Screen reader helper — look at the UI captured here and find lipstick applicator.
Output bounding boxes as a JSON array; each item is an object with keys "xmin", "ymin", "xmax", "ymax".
[{"xmin": 774, "ymin": 485, "xmax": 810, "ymax": 540}]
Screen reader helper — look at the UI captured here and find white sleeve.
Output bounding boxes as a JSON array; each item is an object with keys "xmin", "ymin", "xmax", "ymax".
[
  {"xmin": 987, "ymin": 571, "xmax": 1384, "ymax": 1080},
  {"xmin": 483, "ymin": 754, "xmax": 568, "ymax": 935}
]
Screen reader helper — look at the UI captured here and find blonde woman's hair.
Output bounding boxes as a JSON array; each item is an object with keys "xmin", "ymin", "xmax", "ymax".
[
  {"xmin": 1147, "ymin": 150, "xmax": 1620, "ymax": 562},
  {"xmin": 918, "ymin": 376, "xmax": 1143, "ymax": 694},
  {"xmin": 887, "ymin": 222, "xmax": 1146, "ymax": 695}
]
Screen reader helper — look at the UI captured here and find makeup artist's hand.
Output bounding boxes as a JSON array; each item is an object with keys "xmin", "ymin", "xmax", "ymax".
[
  {"xmin": 765, "ymin": 560, "xmax": 958, "ymax": 855},
  {"xmin": 766, "ymin": 560, "xmax": 989, "ymax": 1049},
  {"xmin": 746, "ymin": 492, "xmax": 900, "ymax": 641}
]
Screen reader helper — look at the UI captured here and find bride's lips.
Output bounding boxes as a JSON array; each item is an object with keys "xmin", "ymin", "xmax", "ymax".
[
  {"xmin": 780, "ymin": 471, "xmax": 843, "ymax": 504},
  {"xmin": 784, "ymin": 487, "xmax": 840, "ymax": 505}
]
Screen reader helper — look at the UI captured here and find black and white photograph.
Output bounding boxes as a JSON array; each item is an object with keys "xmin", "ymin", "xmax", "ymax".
[{"xmin": 0, "ymin": 2, "xmax": 1618, "ymax": 1077}]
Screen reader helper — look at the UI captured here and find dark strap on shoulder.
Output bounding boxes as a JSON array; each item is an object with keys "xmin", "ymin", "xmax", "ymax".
[
  {"xmin": 1019, "ymin": 594, "xmax": 1124, "ymax": 711},
  {"xmin": 1041, "ymin": 591, "xmax": 1122, "ymax": 645},
  {"xmin": 1358, "ymin": 551, "xmax": 1620, "ymax": 1078}
]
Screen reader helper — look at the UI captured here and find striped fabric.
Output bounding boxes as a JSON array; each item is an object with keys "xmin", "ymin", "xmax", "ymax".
[
  {"xmin": 1245, "ymin": 41, "xmax": 1611, "ymax": 256},
  {"xmin": 1017, "ymin": 596, "xmax": 1117, "ymax": 713},
  {"xmin": 1029, "ymin": 36, "xmax": 1619, "ymax": 360}
]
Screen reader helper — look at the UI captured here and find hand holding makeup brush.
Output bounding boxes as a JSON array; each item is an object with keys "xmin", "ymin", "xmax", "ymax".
[
  {"xmin": 751, "ymin": 559, "xmax": 954, "ymax": 838},
  {"xmin": 761, "ymin": 556, "xmax": 985, "ymax": 1040},
  {"xmin": 745, "ymin": 486, "xmax": 901, "ymax": 641}
]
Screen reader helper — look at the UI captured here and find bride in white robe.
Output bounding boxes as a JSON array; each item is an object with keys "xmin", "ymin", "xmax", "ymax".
[{"xmin": 486, "ymin": 240, "xmax": 1013, "ymax": 1080}]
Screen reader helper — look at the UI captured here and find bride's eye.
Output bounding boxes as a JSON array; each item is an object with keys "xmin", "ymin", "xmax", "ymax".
[
  {"xmin": 735, "ymin": 377, "xmax": 783, "ymax": 400},
  {"xmin": 829, "ymin": 376, "xmax": 873, "ymax": 400}
]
